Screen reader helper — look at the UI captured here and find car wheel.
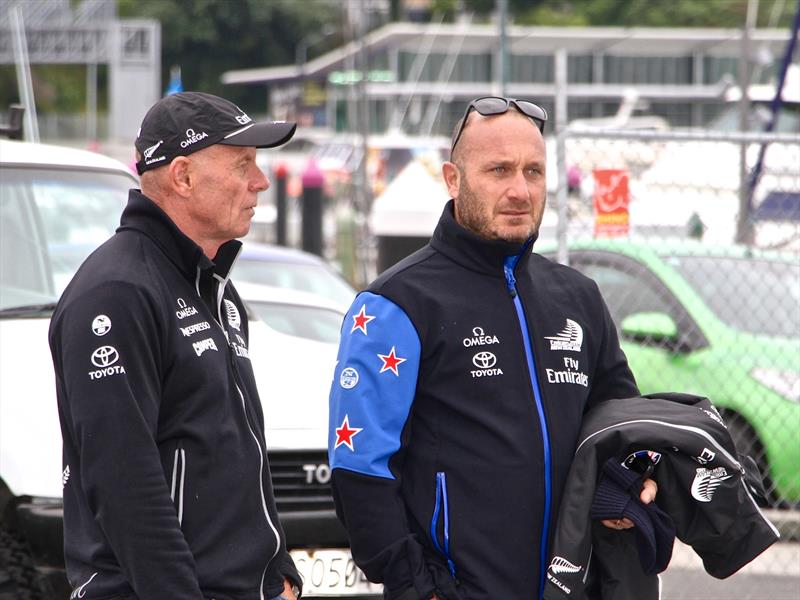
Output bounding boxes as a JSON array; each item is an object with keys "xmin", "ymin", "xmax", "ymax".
[
  {"xmin": 721, "ymin": 410, "xmax": 784, "ymax": 508},
  {"xmin": 0, "ymin": 524, "xmax": 53, "ymax": 600}
]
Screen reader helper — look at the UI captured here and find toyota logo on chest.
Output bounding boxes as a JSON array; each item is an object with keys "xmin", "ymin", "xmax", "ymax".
[
  {"xmin": 472, "ymin": 351, "xmax": 496, "ymax": 369},
  {"xmin": 470, "ymin": 351, "xmax": 503, "ymax": 378}
]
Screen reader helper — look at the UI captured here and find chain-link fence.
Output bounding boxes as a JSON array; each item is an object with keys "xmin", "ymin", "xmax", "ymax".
[{"xmin": 548, "ymin": 127, "xmax": 800, "ymax": 598}]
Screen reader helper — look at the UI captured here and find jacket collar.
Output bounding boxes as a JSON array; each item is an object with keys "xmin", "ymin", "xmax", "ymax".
[
  {"xmin": 116, "ymin": 189, "xmax": 241, "ymax": 281},
  {"xmin": 429, "ymin": 200, "xmax": 535, "ymax": 277}
]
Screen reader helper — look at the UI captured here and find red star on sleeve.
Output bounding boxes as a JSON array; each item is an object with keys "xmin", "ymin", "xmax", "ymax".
[
  {"xmin": 351, "ymin": 305, "xmax": 376, "ymax": 335},
  {"xmin": 377, "ymin": 346, "xmax": 407, "ymax": 376},
  {"xmin": 334, "ymin": 415, "xmax": 363, "ymax": 451}
]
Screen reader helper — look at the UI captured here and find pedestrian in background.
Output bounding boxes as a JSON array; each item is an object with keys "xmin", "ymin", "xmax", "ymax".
[
  {"xmin": 50, "ymin": 92, "xmax": 301, "ymax": 600},
  {"xmin": 328, "ymin": 96, "xmax": 656, "ymax": 599}
]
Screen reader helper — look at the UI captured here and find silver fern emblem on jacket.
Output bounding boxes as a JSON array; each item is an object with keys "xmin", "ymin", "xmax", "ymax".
[
  {"xmin": 224, "ymin": 299, "xmax": 241, "ymax": 331},
  {"xmin": 548, "ymin": 555, "xmax": 582, "ymax": 574},
  {"xmin": 691, "ymin": 467, "xmax": 733, "ymax": 502}
]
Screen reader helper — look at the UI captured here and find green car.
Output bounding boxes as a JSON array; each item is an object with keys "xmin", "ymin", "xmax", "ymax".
[{"xmin": 540, "ymin": 239, "xmax": 800, "ymax": 506}]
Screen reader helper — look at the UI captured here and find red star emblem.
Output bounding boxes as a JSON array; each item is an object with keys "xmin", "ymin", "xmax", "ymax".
[
  {"xmin": 378, "ymin": 346, "xmax": 406, "ymax": 376},
  {"xmin": 334, "ymin": 415, "xmax": 363, "ymax": 451},
  {"xmin": 351, "ymin": 305, "xmax": 375, "ymax": 335}
]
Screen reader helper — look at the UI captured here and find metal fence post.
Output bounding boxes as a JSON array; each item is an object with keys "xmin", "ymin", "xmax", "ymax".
[
  {"xmin": 274, "ymin": 163, "xmax": 289, "ymax": 247},
  {"xmin": 301, "ymin": 160, "xmax": 324, "ymax": 257},
  {"xmin": 555, "ymin": 47, "xmax": 569, "ymax": 266}
]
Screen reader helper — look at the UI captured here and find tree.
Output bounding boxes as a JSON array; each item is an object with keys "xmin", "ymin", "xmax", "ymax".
[
  {"xmin": 431, "ymin": 0, "xmax": 795, "ymax": 28},
  {"xmin": 117, "ymin": 0, "xmax": 342, "ymax": 113}
]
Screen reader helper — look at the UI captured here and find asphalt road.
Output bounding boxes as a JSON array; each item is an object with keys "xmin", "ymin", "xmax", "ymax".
[{"xmin": 661, "ymin": 540, "xmax": 800, "ymax": 600}]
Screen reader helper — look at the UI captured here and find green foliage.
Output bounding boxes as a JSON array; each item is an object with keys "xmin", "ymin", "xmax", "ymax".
[
  {"xmin": 117, "ymin": 0, "xmax": 341, "ymax": 113},
  {"xmin": 3, "ymin": 0, "xmax": 795, "ymax": 119},
  {"xmin": 0, "ymin": 64, "xmax": 95, "ymax": 114},
  {"xmin": 486, "ymin": 0, "xmax": 795, "ymax": 28},
  {"xmin": 430, "ymin": 0, "xmax": 457, "ymax": 19}
]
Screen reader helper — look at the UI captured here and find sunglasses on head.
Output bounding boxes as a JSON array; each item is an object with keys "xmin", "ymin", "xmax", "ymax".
[{"xmin": 450, "ymin": 96, "xmax": 548, "ymax": 155}]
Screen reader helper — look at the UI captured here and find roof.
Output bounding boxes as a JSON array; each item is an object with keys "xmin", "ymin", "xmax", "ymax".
[
  {"xmin": 222, "ymin": 22, "xmax": 792, "ymax": 86},
  {"xmin": 234, "ymin": 281, "xmax": 345, "ymax": 314},
  {"xmin": 370, "ymin": 159, "xmax": 449, "ymax": 236},
  {"xmin": 536, "ymin": 237, "xmax": 797, "ymax": 262},
  {"xmin": 0, "ymin": 139, "xmax": 136, "ymax": 176},
  {"xmin": 239, "ymin": 241, "xmax": 330, "ymax": 265}
]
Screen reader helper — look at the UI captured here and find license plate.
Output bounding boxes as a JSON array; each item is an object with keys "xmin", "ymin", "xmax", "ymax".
[{"xmin": 289, "ymin": 549, "xmax": 382, "ymax": 596}]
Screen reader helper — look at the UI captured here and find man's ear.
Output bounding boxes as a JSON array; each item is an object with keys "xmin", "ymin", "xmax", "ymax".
[
  {"xmin": 442, "ymin": 161, "xmax": 461, "ymax": 199},
  {"xmin": 168, "ymin": 156, "xmax": 193, "ymax": 198}
]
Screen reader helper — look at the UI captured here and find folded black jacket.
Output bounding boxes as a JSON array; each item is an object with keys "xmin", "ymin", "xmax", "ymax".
[{"xmin": 544, "ymin": 392, "xmax": 780, "ymax": 600}]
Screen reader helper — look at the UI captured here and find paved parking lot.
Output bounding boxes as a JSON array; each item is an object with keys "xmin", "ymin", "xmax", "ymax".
[{"xmin": 662, "ymin": 539, "xmax": 800, "ymax": 600}]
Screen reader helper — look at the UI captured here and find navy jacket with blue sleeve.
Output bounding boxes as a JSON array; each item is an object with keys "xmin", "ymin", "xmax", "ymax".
[{"xmin": 328, "ymin": 202, "xmax": 639, "ymax": 600}]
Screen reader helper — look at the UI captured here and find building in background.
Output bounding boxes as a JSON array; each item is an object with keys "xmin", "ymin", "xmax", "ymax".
[
  {"xmin": 222, "ymin": 21, "xmax": 793, "ymax": 135},
  {"xmin": 0, "ymin": 0, "xmax": 159, "ymax": 142}
]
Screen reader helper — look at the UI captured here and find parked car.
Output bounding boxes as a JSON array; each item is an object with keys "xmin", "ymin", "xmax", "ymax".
[
  {"xmin": 0, "ymin": 138, "xmax": 378, "ymax": 599},
  {"xmin": 235, "ymin": 241, "xmax": 356, "ymax": 310},
  {"xmin": 0, "ymin": 139, "xmax": 135, "ymax": 599},
  {"xmin": 539, "ymin": 238, "xmax": 800, "ymax": 506},
  {"xmin": 238, "ymin": 288, "xmax": 381, "ymax": 598},
  {"xmin": 237, "ymin": 281, "xmax": 345, "ymax": 345}
]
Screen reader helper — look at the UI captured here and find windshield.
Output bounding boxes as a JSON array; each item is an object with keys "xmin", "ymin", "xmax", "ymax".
[
  {"xmin": 248, "ymin": 301, "xmax": 343, "ymax": 344},
  {"xmin": 234, "ymin": 259, "xmax": 355, "ymax": 307},
  {"xmin": 666, "ymin": 254, "xmax": 800, "ymax": 337},
  {"xmin": 0, "ymin": 166, "xmax": 132, "ymax": 312}
]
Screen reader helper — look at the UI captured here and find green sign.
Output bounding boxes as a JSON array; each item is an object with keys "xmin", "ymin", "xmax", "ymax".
[{"xmin": 328, "ymin": 70, "xmax": 395, "ymax": 85}]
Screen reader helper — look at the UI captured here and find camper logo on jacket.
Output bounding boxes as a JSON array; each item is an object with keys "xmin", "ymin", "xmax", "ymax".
[{"xmin": 691, "ymin": 466, "xmax": 733, "ymax": 502}]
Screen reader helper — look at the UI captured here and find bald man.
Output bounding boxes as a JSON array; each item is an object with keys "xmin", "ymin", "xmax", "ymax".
[{"xmin": 327, "ymin": 97, "xmax": 652, "ymax": 600}]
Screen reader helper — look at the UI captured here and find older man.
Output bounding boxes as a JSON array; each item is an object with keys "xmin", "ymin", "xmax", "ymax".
[
  {"xmin": 50, "ymin": 92, "xmax": 300, "ymax": 600},
  {"xmin": 328, "ymin": 97, "xmax": 654, "ymax": 600}
]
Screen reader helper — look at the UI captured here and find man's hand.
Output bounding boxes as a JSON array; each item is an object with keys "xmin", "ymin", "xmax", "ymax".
[
  {"xmin": 281, "ymin": 578, "xmax": 299, "ymax": 600},
  {"xmin": 600, "ymin": 477, "xmax": 658, "ymax": 531}
]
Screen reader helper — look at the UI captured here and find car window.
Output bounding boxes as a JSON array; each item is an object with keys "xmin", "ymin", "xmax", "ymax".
[
  {"xmin": 0, "ymin": 167, "xmax": 132, "ymax": 311},
  {"xmin": 568, "ymin": 251, "xmax": 708, "ymax": 351},
  {"xmin": 572, "ymin": 261, "xmax": 674, "ymax": 324},
  {"xmin": 666, "ymin": 255, "xmax": 800, "ymax": 338},
  {"xmin": 248, "ymin": 301, "xmax": 343, "ymax": 343},
  {"xmin": 234, "ymin": 259, "xmax": 355, "ymax": 307}
]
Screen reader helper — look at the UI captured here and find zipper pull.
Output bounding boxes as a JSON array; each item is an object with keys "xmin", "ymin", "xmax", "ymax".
[{"xmin": 503, "ymin": 262, "xmax": 518, "ymax": 297}]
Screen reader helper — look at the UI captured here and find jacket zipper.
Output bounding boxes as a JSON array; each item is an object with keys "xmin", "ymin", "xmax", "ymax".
[
  {"xmin": 503, "ymin": 252, "xmax": 552, "ymax": 600},
  {"xmin": 198, "ymin": 264, "xmax": 281, "ymax": 600},
  {"xmin": 170, "ymin": 443, "xmax": 186, "ymax": 525},
  {"xmin": 430, "ymin": 471, "xmax": 457, "ymax": 580}
]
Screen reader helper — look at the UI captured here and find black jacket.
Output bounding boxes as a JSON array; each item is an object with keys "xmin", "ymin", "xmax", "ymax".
[
  {"xmin": 328, "ymin": 202, "xmax": 639, "ymax": 600},
  {"xmin": 49, "ymin": 190, "xmax": 299, "ymax": 600},
  {"xmin": 544, "ymin": 393, "xmax": 780, "ymax": 600}
]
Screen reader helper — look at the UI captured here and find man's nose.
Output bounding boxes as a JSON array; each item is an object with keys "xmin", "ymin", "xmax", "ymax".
[
  {"xmin": 507, "ymin": 169, "xmax": 531, "ymax": 202},
  {"xmin": 252, "ymin": 167, "xmax": 270, "ymax": 192}
]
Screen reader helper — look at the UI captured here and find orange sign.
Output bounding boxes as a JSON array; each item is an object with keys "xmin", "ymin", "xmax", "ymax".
[{"xmin": 593, "ymin": 169, "xmax": 630, "ymax": 237}]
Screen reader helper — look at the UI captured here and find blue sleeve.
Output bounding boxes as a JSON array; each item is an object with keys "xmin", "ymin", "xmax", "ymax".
[
  {"xmin": 328, "ymin": 291, "xmax": 421, "ymax": 478},
  {"xmin": 327, "ymin": 292, "xmax": 438, "ymax": 598}
]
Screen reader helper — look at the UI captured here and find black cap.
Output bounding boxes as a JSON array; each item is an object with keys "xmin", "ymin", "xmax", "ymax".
[{"xmin": 135, "ymin": 92, "xmax": 297, "ymax": 175}]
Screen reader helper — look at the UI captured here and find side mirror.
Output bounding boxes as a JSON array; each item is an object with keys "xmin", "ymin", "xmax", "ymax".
[
  {"xmin": 621, "ymin": 311, "xmax": 680, "ymax": 349},
  {"xmin": 0, "ymin": 104, "xmax": 24, "ymax": 140}
]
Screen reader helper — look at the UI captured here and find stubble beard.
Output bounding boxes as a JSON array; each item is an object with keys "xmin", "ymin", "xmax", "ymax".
[{"xmin": 455, "ymin": 175, "xmax": 540, "ymax": 244}]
